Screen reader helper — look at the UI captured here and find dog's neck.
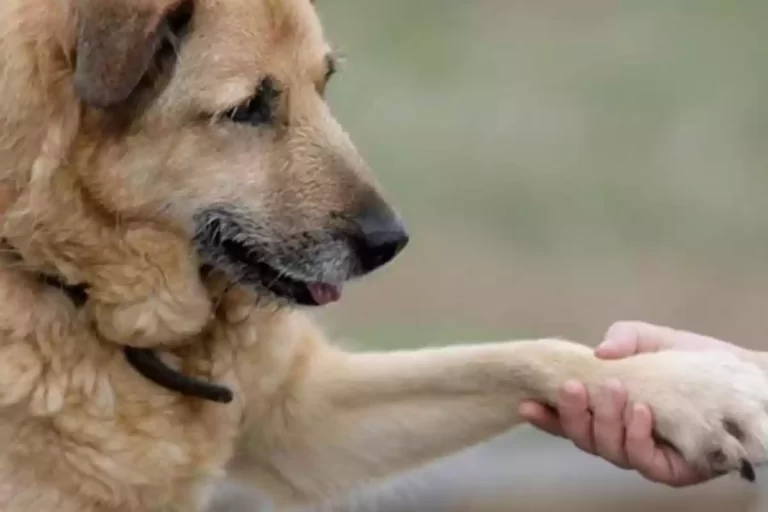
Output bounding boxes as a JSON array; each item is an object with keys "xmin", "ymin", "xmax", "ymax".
[
  {"xmin": 1, "ymin": 238, "xmax": 89, "ymax": 306},
  {"xmin": 0, "ymin": 238, "xmax": 235, "ymax": 404},
  {"xmin": 38, "ymin": 273, "xmax": 90, "ymax": 308}
]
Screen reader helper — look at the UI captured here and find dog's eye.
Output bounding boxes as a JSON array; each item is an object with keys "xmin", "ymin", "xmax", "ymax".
[{"xmin": 225, "ymin": 77, "xmax": 282, "ymax": 126}]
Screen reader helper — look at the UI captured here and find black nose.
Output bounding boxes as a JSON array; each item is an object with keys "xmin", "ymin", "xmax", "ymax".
[{"xmin": 353, "ymin": 205, "xmax": 409, "ymax": 273}]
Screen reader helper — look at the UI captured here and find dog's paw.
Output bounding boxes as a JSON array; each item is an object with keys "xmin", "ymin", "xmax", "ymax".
[
  {"xmin": 617, "ymin": 351, "xmax": 768, "ymax": 480},
  {"xmin": 86, "ymin": 228, "xmax": 213, "ymax": 347}
]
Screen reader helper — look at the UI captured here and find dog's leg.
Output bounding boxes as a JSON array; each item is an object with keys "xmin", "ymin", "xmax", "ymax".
[{"xmin": 231, "ymin": 331, "xmax": 768, "ymax": 508}]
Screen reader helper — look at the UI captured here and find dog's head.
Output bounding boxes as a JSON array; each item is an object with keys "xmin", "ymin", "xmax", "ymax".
[{"xmin": 67, "ymin": 0, "xmax": 408, "ymax": 306}]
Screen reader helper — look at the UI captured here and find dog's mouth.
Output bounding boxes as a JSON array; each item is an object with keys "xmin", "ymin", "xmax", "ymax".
[
  {"xmin": 218, "ymin": 237, "xmax": 343, "ymax": 306},
  {"xmin": 193, "ymin": 208, "xmax": 347, "ymax": 307}
]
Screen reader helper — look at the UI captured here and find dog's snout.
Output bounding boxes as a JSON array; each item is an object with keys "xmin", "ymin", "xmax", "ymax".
[{"xmin": 352, "ymin": 204, "xmax": 409, "ymax": 273}]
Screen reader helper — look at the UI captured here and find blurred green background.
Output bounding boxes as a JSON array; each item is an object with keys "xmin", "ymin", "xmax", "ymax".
[
  {"xmin": 316, "ymin": 0, "xmax": 768, "ymax": 357},
  {"xmin": 224, "ymin": 1, "xmax": 768, "ymax": 511}
]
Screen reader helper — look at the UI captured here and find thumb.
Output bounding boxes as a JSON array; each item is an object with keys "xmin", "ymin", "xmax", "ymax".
[{"xmin": 596, "ymin": 321, "xmax": 673, "ymax": 359}]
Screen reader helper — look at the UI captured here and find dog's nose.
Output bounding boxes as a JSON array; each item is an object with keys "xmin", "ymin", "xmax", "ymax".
[{"xmin": 353, "ymin": 204, "xmax": 409, "ymax": 273}]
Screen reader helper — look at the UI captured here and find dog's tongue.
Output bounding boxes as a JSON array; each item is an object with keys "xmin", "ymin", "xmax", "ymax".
[{"xmin": 308, "ymin": 283, "xmax": 342, "ymax": 305}]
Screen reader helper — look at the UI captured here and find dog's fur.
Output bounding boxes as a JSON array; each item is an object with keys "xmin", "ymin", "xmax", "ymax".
[{"xmin": 1, "ymin": 0, "xmax": 768, "ymax": 511}]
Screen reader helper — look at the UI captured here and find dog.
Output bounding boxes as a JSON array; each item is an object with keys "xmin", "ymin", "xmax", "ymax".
[{"xmin": 1, "ymin": 0, "xmax": 768, "ymax": 511}]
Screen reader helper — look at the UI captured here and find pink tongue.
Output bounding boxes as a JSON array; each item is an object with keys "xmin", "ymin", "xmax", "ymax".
[{"xmin": 307, "ymin": 283, "xmax": 342, "ymax": 305}]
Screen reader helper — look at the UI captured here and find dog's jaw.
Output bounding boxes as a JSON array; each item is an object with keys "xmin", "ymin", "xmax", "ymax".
[{"xmin": 192, "ymin": 207, "xmax": 347, "ymax": 307}]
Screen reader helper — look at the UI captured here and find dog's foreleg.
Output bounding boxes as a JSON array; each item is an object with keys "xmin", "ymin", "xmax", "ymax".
[{"xmin": 230, "ymin": 337, "xmax": 603, "ymax": 507}]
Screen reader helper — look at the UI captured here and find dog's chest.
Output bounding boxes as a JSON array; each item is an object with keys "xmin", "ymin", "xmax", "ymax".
[{"xmin": 0, "ymin": 356, "xmax": 246, "ymax": 510}]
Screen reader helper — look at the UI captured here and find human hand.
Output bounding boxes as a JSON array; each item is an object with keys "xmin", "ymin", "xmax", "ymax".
[{"xmin": 519, "ymin": 321, "xmax": 743, "ymax": 487}]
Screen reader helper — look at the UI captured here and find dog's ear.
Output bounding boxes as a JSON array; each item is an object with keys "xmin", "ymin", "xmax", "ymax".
[{"xmin": 73, "ymin": 0, "xmax": 188, "ymax": 108}]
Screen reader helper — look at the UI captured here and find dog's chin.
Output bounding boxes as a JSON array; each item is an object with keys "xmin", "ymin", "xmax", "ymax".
[{"xmin": 206, "ymin": 238, "xmax": 343, "ymax": 307}]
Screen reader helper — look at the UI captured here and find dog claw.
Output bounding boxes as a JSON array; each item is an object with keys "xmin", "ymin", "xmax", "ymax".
[{"xmin": 739, "ymin": 459, "xmax": 756, "ymax": 482}]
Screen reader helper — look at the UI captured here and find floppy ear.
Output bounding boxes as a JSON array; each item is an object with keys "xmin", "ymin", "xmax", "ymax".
[{"xmin": 73, "ymin": 0, "xmax": 184, "ymax": 108}]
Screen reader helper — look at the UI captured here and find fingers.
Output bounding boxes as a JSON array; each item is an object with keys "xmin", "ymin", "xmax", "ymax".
[
  {"xmin": 524, "ymin": 374, "xmax": 714, "ymax": 487},
  {"xmin": 519, "ymin": 382, "xmax": 595, "ymax": 452},
  {"xmin": 591, "ymin": 379, "xmax": 630, "ymax": 468},
  {"xmin": 557, "ymin": 381, "xmax": 596, "ymax": 454},
  {"xmin": 625, "ymin": 403, "xmax": 709, "ymax": 486},
  {"xmin": 625, "ymin": 403, "xmax": 663, "ymax": 475},
  {"xmin": 526, "ymin": 381, "xmax": 631, "ymax": 463},
  {"xmin": 528, "ymin": 380, "xmax": 633, "ymax": 467},
  {"xmin": 596, "ymin": 321, "xmax": 669, "ymax": 359},
  {"xmin": 596, "ymin": 321, "xmax": 737, "ymax": 360},
  {"xmin": 518, "ymin": 401, "xmax": 565, "ymax": 437}
]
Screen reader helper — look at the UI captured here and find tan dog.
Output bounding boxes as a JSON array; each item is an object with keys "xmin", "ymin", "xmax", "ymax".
[{"xmin": 1, "ymin": 0, "xmax": 768, "ymax": 511}]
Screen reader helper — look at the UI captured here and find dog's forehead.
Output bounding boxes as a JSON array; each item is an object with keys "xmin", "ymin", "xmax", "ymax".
[
  {"xmin": 191, "ymin": 0, "xmax": 328, "ymax": 69},
  {"xmin": 156, "ymin": 0, "xmax": 330, "ymax": 113}
]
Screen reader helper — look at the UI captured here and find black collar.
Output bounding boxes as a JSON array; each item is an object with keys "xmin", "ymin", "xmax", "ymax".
[{"xmin": 4, "ymin": 242, "xmax": 232, "ymax": 404}]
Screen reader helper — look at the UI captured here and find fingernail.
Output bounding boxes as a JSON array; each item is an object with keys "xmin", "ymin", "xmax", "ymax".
[
  {"xmin": 605, "ymin": 378, "xmax": 623, "ymax": 393},
  {"xmin": 563, "ymin": 380, "xmax": 581, "ymax": 394},
  {"xmin": 519, "ymin": 402, "xmax": 536, "ymax": 416},
  {"xmin": 562, "ymin": 380, "xmax": 583, "ymax": 403},
  {"xmin": 603, "ymin": 322, "xmax": 635, "ymax": 345}
]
